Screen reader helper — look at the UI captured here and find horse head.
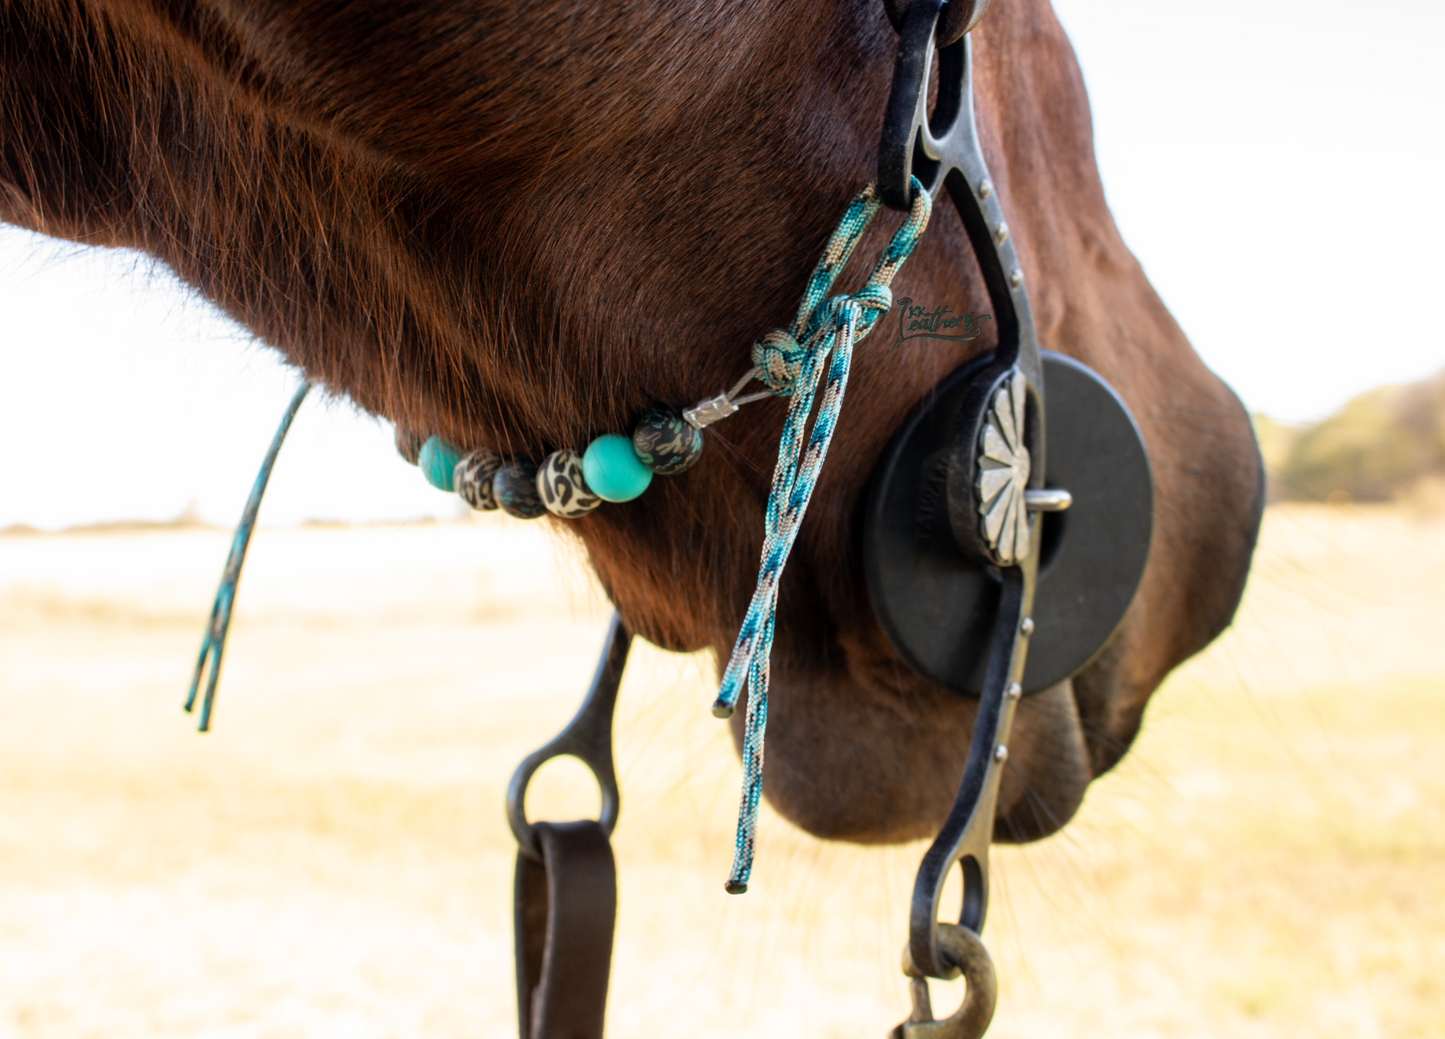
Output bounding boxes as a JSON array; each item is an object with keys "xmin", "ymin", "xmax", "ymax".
[{"xmin": 0, "ymin": 0, "xmax": 1262, "ymax": 850}]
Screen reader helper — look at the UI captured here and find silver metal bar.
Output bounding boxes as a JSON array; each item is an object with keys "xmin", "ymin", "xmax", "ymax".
[{"xmin": 1023, "ymin": 488, "xmax": 1072, "ymax": 512}]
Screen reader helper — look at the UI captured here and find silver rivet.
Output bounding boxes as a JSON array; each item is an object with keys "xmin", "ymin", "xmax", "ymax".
[
  {"xmin": 1020, "ymin": 617, "xmax": 1034, "ymax": 637},
  {"xmin": 993, "ymin": 744, "xmax": 1008, "ymax": 763},
  {"xmin": 993, "ymin": 222, "xmax": 1009, "ymax": 245},
  {"xmin": 1005, "ymin": 682, "xmax": 1022, "ymax": 700},
  {"xmin": 978, "ymin": 179, "xmax": 993, "ymax": 199},
  {"xmin": 1009, "ymin": 269, "xmax": 1023, "ymax": 288}
]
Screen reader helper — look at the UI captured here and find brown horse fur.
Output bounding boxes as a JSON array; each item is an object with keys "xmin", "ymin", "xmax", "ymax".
[{"xmin": 0, "ymin": 0, "xmax": 1262, "ymax": 846}]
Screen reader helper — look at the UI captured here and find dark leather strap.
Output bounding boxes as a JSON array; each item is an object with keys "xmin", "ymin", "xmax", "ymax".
[{"xmin": 514, "ymin": 820, "xmax": 617, "ymax": 1039}]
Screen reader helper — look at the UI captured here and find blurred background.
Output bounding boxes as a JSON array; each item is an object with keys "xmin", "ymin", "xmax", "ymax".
[{"xmin": 0, "ymin": 0, "xmax": 1441, "ymax": 1036}]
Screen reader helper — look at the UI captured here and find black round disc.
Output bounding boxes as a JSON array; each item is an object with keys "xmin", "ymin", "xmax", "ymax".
[{"xmin": 863, "ymin": 351, "xmax": 1153, "ymax": 695}]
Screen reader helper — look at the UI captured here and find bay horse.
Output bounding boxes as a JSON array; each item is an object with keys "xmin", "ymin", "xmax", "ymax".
[{"xmin": 0, "ymin": 0, "xmax": 1262, "ymax": 1025}]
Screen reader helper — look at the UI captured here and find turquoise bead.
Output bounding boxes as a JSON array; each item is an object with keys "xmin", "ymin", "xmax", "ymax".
[
  {"xmin": 582, "ymin": 434, "xmax": 653, "ymax": 502},
  {"xmin": 418, "ymin": 436, "xmax": 462, "ymax": 491}
]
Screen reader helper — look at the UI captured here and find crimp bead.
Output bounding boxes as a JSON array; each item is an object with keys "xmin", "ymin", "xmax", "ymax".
[
  {"xmin": 632, "ymin": 411, "xmax": 704, "ymax": 474},
  {"xmin": 418, "ymin": 436, "xmax": 462, "ymax": 491},
  {"xmin": 537, "ymin": 450, "xmax": 602, "ymax": 517},
  {"xmin": 493, "ymin": 460, "xmax": 546, "ymax": 519},
  {"xmin": 454, "ymin": 448, "xmax": 503, "ymax": 510}
]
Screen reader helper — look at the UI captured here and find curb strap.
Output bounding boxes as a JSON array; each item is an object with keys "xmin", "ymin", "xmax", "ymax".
[
  {"xmin": 508, "ymin": 617, "xmax": 630, "ymax": 1039},
  {"xmin": 514, "ymin": 821, "xmax": 618, "ymax": 1039}
]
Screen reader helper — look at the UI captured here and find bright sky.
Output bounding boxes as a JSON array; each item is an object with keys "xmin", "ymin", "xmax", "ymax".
[{"xmin": 1, "ymin": 0, "xmax": 1440, "ymax": 530}]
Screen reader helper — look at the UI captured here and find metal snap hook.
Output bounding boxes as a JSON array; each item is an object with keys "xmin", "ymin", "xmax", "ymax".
[
  {"xmin": 507, "ymin": 614, "xmax": 631, "ymax": 861},
  {"xmin": 890, "ymin": 923, "xmax": 998, "ymax": 1039}
]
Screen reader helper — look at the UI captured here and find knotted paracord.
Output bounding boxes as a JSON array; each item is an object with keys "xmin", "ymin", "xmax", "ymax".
[{"xmin": 712, "ymin": 178, "xmax": 932, "ymax": 893}]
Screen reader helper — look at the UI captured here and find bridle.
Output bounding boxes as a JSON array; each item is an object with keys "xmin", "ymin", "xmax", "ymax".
[
  {"xmin": 504, "ymin": 2, "xmax": 1152, "ymax": 1037},
  {"xmin": 184, "ymin": 2, "xmax": 1154, "ymax": 1035}
]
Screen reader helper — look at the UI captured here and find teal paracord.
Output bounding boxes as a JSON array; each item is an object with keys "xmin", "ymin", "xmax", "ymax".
[
  {"xmin": 711, "ymin": 178, "xmax": 933, "ymax": 893},
  {"xmin": 186, "ymin": 380, "xmax": 312, "ymax": 731}
]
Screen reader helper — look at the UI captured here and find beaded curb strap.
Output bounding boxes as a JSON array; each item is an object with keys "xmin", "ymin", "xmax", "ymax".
[
  {"xmin": 197, "ymin": 179, "xmax": 932, "ymax": 894},
  {"xmin": 415, "ymin": 178, "xmax": 933, "ymax": 892}
]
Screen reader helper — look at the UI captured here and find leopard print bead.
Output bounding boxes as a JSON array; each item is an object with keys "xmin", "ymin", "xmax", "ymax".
[
  {"xmin": 454, "ymin": 448, "xmax": 503, "ymax": 510},
  {"xmin": 631, "ymin": 411, "xmax": 704, "ymax": 474},
  {"xmin": 493, "ymin": 460, "xmax": 547, "ymax": 519},
  {"xmin": 537, "ymin": 450, "xmax": 602, "ymax": 518}
]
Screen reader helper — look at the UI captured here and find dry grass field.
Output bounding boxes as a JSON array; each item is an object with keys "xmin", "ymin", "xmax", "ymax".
[{"xmin": 0, "ymin": 503, "xmax": 1441, "ymax": 1038}]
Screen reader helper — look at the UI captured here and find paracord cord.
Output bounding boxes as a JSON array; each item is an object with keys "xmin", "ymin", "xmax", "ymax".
[{"xmin": 711, "ymin": 178, "xmax": 932, "ymax": 892}]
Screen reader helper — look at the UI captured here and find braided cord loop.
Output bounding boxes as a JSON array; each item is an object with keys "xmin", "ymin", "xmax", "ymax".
[{"xmin": 714, "ymin": 178, "xmax": 932, "ymax": 892}]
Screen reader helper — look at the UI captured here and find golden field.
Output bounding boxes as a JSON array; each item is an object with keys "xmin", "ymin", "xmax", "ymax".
[{"xmin": 0, "ymin": 503, "xmax": 1441, "ymax": 1038}]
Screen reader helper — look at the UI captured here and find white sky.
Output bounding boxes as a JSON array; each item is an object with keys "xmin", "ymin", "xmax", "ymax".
[{"xmin": 1, "ymin": 0, "xmax": 1440, "ymax": 530}]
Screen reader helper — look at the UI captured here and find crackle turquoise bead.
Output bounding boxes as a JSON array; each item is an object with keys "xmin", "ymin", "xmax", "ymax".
[
  {"xmin": 418, "ymin": 436, "xmax": 462, "ymax": 491},
  {"xmin": 582, "ymin": 434, "xmax": 653, "ymax": 502}
]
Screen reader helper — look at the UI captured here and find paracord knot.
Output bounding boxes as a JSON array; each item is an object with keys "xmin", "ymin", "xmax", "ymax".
[
  {"xmin": 843, "ymin": 283, "xmax": 896, "ymax": 334},
  {"xmin": 754, "ymin": 284, "xmax": 896, "ymax": 396},
  {"xmin": 752, "ymin": 328, "xmax": 807, "ymax": 396}
]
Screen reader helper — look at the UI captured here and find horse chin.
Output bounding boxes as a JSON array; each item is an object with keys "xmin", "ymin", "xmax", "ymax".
[{"xmin": 728, "ymin": 658, "xmax": 1094, "ymax": 847}]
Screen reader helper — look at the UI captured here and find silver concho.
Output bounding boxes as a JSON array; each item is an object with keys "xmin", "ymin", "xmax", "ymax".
[
  {"xmin": 454, "ymin": 447, "xmax": 503, "ymax": 510},
  {"xmin": 976, "ymin": 370, "xmax": 1031, "ymax": 565},
  {"xmin": 537, "ymin": 450, "xmax": 602, "ymax": 518}
]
